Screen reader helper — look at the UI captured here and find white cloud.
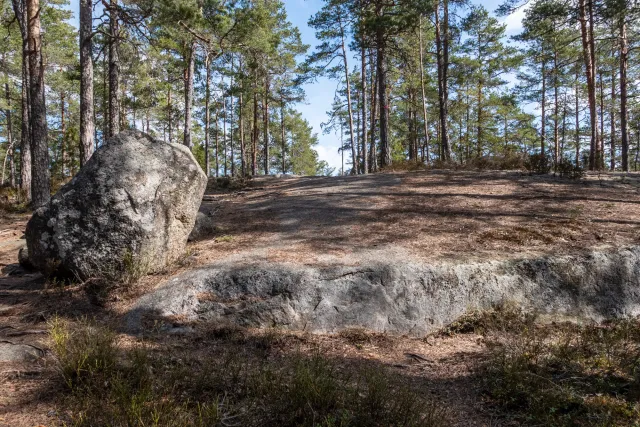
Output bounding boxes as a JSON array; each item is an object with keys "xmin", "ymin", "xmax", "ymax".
[{"xmin": 501, "ymin": 3, "xmax": 530, "ymax": 36}]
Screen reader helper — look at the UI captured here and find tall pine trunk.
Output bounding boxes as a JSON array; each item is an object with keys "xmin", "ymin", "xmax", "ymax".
[
  {"xmin": 27, "ymin": 0, "xmax": 50, "ymax": 206},
  {"xmin": 204, "ymin": 52, "xmax": 211, "ymax": 176},
  {"xmin": 434, "ymin": 0, "xmax": 451, "ymax": 161},
  {"xmin": 108, "ymin": 0, "xmax": 120, "ymax": 137},
  {"xmin": 578, "ymin": 0, "xmax": 599, "ymax": 170},
  {"xmin": 263, "ymin": 74, "xmax": 270, "ymax": 174},
  {"xmin": 12, "ymin": 0, "xmax": 31, "ymax": 199},
  {"xmin": 619, "ymin": 20, "xmax": 629, "ymax": 171},
  {"xmin": 418, "ymin": 16, "xmax": 430, "ymax": 164},
  {"xmin": 79, "ymin": 0, "xmax": 95, "ymax": 166},
  {"xmin": 339, "ymin": 16, "xmax": 358, "ymax": 174},
  {"xmin": 183, "ymin": 41, "xmax": 195, "ymax": 147},
  {"xmin": 360, "ymin": 44, "xmax": 368, "ymax": 174}
]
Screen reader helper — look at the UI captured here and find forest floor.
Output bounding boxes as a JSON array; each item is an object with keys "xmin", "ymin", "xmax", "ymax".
[{"xmin": 1, "ymin": 170, "xmax": 640, "ymax": 426}]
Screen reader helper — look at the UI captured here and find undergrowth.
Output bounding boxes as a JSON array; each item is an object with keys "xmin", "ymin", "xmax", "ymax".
[
  {"xmin": 50, "ymin": 318, "xmax": 451, "ymax": 427},
  {"xmin": 445, "ymin": 305, "xmax": 640, "ymax": 425}
]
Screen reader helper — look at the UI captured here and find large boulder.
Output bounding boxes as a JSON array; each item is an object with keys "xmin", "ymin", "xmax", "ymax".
[{"xmin": 25, "ymin": 130, "xmax": 207, "ymax": 280}]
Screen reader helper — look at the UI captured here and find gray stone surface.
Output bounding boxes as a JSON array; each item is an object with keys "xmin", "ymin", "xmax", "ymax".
[
  {"xmin": 0, "ymin": 342, "xmax": 44, "ymax": 362},
  {"xmin": 25, "ymin": 130, "xmax": 207, "ymax": 280},
  {"xmin": 126, "ymin": 245, "xmax": 640, "ymax": 336},
  {"xmin": 188, "ymin": 211, "xmax": 217, "ymax": 242}
]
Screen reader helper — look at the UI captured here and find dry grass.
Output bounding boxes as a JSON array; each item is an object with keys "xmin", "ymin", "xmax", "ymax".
[
  {"xmin": 49, "ymin": 319, "xmax": 453, "ymax": 427},
  {"xmin": 446, "ymin": 305, "xmax": 640, "ymax": 426}
]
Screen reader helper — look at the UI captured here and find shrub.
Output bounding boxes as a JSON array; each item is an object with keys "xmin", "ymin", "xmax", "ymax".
[
  {"xmin": 524, "ymin": 153, "xmax": 551, "ymax": 174},
  {"xmin": 556, "ymin": 159, "xmax": 586, "ymax": 179},
  {"xmin": 483, "ymin": 318, "xmax": 640, "ymax": 426}
]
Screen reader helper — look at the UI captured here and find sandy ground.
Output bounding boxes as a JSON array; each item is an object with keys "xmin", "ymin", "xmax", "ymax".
[{"xmin": 2, "ymin": 170, "xmax": 640, "ymax": 425}]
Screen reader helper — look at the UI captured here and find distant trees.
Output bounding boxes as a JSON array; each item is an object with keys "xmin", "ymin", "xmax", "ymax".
[{"xmin": 0, "ymin": 0, "xmax": 640, "ymax": 200}]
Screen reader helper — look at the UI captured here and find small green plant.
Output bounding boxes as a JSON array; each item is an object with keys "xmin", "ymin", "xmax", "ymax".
[
  {"xmin": 50, "ymin": 316, "xmax": 117, "ymax": 389},
  {"xmin": 120, "ymin": 249, "xmax": 150, "ymax": 285},
  {"xmin": 524, "ymin": 153, "xmax": 551, "ymax": 174},
  {"xmin": 556, "ymin": 159, "xmax": 586, "ymax": 179},
  {"xmin": 483, "ymin": 318, "xmax": 640, "ymax": 426}
]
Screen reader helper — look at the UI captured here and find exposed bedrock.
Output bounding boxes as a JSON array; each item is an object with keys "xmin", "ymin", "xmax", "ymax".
[{"xmin": 127, "ymin": 246, "xmax": 640, "ymax": 336}]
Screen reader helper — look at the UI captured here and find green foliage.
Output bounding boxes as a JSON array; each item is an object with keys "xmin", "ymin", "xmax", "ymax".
[
  {"xmin": 52, "ymin": 321, "xmax": 451, "ymax": 427},
  {"xmin": 483, "ymin": 318, "xmax": 640, "ymax": 426},
  {"xmin": 524, "ymin": 153, "xmax": 552, "ymax": 174}
]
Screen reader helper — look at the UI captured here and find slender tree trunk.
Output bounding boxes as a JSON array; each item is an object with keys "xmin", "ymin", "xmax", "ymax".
[
  {"xmin": 541, "ymin": 59, "xmax": 546, "ymax": 157},
  {"xmin": 239, "ymin": 59, "xmax": 246, "ymax": 176},
  {"xmin": 60, "ymin": 92, "xmax": 66, "ymax": 178},
  {"xmin": 553, "ymin": 49, "xmax": 559, "ymax": 169},
  {"xmin": 599, "ymin": 70, "xmax": 605, "ymax": 169},
  {"xmin": 108, "ymin": 0, "xmax": 120, "ymax": 137},
  {"xmin": 204, "ymin": 52, "xmax": 211, "ymax": 176},
  {"xmin": 338, "ymin": 17, "xmax": 358, "ymax": 174},
  {"xmin": 376, "ymin": 34, "xmax": 390, "ymax": 167},
  {"xmin": 27, "ymin": 0, "xmax": 50, "ymax": 206},
  {"xmin": 263, "ymin": 74, "xmax": 270, "ymax": 174},
  {"xmin": 167, "ymin": 87, "xmax": 172, "ymax": 144},
  {"xmin": 418, "ymin": 16, "xmax": 430, "ymax": 164},
  {"xmin": 561, "ymin": 92, "xmax": 567, "ymax": 161},
  {"xmin": 611, "ymin": 60, "xmax": 616, "ymax": 171},
  {"xmin": 476, "ymin": 81, "xmax": 483, "ymax": 157},
  {"xmin": 230, "ymin": 55, "xmax": 235, "ymax": 177},
  {"xmin": 183, "ymin": 41, "xmax": 195, "ymax": 147},
  {"xmin": 2, "ymin": 78, "xmax": 15, "ymax": 187},
  {"xmin": 619, "ymin": 20, "xmax": 628, "ymax": 171},
  {"xmin": 360, "ymin": 44, "xmax": 368, "ymax": 174},
  {"xmin": 252, "ymin": 86, "xmax": 258, "ymax": 176},
  {"xmin": 434, "ymin": 0, "xmax": 451, "ymax": 161},
  {"xmin": 281, "ymin": 91, "xmax": 286, "ymax": 173},
  {"xmin": 223, "ymin": 93, "xmax": 227, "ymax": 176},
  {"xmin": 578, "ymin": 0, "xmax": 599, "ymax": 170},
  {"xmin": 79, "ymin": 0, "xmax": 94, "ymax": 166},
  {"xmin": 214, "ymin": 106, "xmax": 219, "ymax": 177},
  {"xmin": 369, "ymin": 48, "xmax": 377, "ymax": 172},
  {"xmin": 12, "ymin": 0, "xmax": 31, "ymax": 199},
  {"xmin": 575, "ymin": 71, "xmax": 580, "ymax": 168}
]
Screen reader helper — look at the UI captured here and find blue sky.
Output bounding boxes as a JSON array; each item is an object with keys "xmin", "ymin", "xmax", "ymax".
[{"xmin": 65, "ymin": 0, "xmax": 528, "ymax": 172}]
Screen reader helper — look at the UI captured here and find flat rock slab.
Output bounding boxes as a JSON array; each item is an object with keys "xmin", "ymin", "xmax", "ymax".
[
  {"xmin": 126, "ymin": 245, "xmax": 640, "ymax": 336},
  {"xmin": 0, "ymin": 342, "xmax": 44, "ymax": 363}
]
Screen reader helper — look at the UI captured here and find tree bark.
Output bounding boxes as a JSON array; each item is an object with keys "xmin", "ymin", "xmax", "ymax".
[
  {"xmin": 60, "ymin": 92, "xmax": 66, "ymax": 177},
  {"xmin": 281, "ymin": 91, "xmax": 286, "ymax": 173},
  {"xmin": 369, "ymin": 48, "xmax": 377, "ymax": 172},
  {"xmin": 204, "ymin": 52, "xmax": 211, "ymax": 176},
  {"xmin": 610, "ymin": 58, "xmax": 616, "ymax": 171},
  {"xmin": 183, "ymin": 41, "xmax": 195, "ymax": 148},
  {"xmin": 108, "ymin": 0, "xmax": 120, "ymax": 137},
  {"xmin": 434, "ymin": 0, "xmax": 451, "ymax": 161},
  {"xmin": 339, "ymin": 16, "xmax": 358, "ymax": 174},
  {"xmin": 578, "ymin": 0, "xmax": 599, "ymax": 170},
  {"xmin": 11, "ymin": 0, "xmax": 31, "ymax": 199},
  {"xmin": 418, "ymin": 16, "xmax": 430, "ymax": 164},
  {"xmin": 26, "ymin": 0, "xmax": 50, "ymax": 206},
  {"xmin": 360, "ymin": 44, "xmax": 368, "ymax": 174},
  {"xmin": 619, "ymin": 20, "xmax": 628, "ymax": 171},
  {"xmin": 263, "ymin": 74, "xmax": 270, "ymax": 174},
  {"xmin": 2, "ymin": 78, "xmax": 15, "ymax": 187},
  {"xmin": 252, "ymin": 84, "xmax": 258, "ymax": 176},
  {"xmin": 79, "ymin": 0, "xmax": 95, "ymax": 166},
  {"xmin": 575, "ymin": 71, "xmax": 580, "ymax": 168},
  {"xmin": 541, "ymin": 59, "xmax": 546, "ymax": 157}
]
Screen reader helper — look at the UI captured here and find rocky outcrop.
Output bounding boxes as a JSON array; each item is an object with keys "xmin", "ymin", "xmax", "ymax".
[
  {"xmin": 25, "ymin": 131, "xmax": 207, "ymax": 280},
  {"xmin": 126, "ymin": 246, "xmax": 640, "ymax": 335}
]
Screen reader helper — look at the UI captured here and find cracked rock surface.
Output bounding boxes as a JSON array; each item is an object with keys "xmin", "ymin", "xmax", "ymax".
[
  {"xmin": 126, "ymin": 245, "xmax": 640, "ymax": 336},
  {"xmin": 25, "ymin": 130, "xmax": 207, "ymax": 280}
]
